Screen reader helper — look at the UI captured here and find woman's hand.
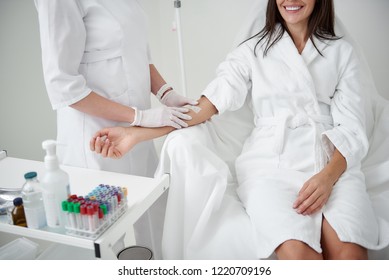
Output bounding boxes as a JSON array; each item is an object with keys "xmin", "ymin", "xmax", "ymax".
[
  {"xmin": 90, "ymin": 127, "xmax": 139, "ymax": 159},
  {"xmin": 293, "ymin": 149, "xmax": 346, "ymax": 215},
  {"xmin": 293, "ymin": 171, "xmax": 335, "ymax": 215}
]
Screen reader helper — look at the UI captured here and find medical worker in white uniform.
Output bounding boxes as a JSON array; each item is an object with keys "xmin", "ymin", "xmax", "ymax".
[
  {"xmin": 34, "ymin": 0, "xmax": 196, "ymax": 177},
  {"xmin": 90, "ymin": 0, "xmax": 389, "ymax": 259}
]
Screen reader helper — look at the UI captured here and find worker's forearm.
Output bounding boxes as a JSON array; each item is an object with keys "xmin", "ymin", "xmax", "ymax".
[
  {"xmin": 70, "ymin": 91, "xmax": 135, "ymax": 123},
  {"xmin": 150, "ymin": 64, "xmax": 167, "ymax": 95}
]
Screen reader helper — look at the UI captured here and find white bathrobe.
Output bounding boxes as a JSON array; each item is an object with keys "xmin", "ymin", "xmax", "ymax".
[{"xmin": 202, "ymin": 30, "xmax": 387, "ymax": 258}]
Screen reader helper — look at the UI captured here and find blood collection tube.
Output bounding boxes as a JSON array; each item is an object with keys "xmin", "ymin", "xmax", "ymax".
[
  {"xmin": 67, "ymin": 202, "xmax": 76, "ymax": 229},
  {"xmin": 62, "ymin": 201, "xmax": 70, "ymax": 227},
  {"xmin": 122, "ymin": 187, "xmax": 128, "ymax": 203},
  {"xmin": 92, "ymin": 202, "xmax": 100, "ymax": 227},
  {"xmin": 100, "ymin": 204, "xmax": 108, "ymax": 223},
  {"xmin": 87, "ymin": 205, "xmax": 96, "ymax": 232},
  {"xmin": 98, "ymin": 208, "xmax": 104, "ymax": 227},
  {"xmin": 110, "ymin": 191, "xmax": 118, "ymax": 212},
  {"xmin": 105, "ymin": 198, "xmax": 112, "ymax": 221},
  {"xmin": 73, "ymin": 202, "xmax": 82, "ymax": 230},
  {"xmin": 115, "ymin": 190, "xmax": 121, "ymax": 205},
  {"xmin": 80, "ymin": 204, "xmax": 89, "ymax": 231}
]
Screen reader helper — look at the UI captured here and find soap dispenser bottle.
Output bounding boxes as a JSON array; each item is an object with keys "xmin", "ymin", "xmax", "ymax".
[{"xmin": 41, "ymin": 140, "xmax": 71, "ymax": 228}]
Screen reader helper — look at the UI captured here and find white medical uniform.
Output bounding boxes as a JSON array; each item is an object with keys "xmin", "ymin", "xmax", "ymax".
[
  {"xmin": 34, "ymin": 0, "xmax": 158, "ymax": 177},
  {"xmin": 203, "ymin": 29, "xmax": 387, "ymax": 258}
]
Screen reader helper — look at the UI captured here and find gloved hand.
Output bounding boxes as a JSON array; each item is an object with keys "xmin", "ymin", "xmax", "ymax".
[
  {"xmin": 156, "ymin": 84, "xmax": 198, "ymax": 107},
  {"xmin": 160, "ymin": 89, "xmax": 198, "ymax": 107},
  {"xmin": 131, "ymin": 106, "xmax": 192, "ymax": 129}
]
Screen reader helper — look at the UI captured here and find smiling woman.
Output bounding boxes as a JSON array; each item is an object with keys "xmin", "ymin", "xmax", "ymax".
[
  {"xmin": 152, "ymin": 0, "xmax": 389, "ymax": 261},
  {"xmin": 276, "ymin": 0, "xmax": 316, "ymax": 54},
  {"xmin": 274, "ymin": 0, "xmax": 337, "ymax": 54},
  {"xmin": 90, "ymin": 0, "xmax": 389, "ymax": 260},
  {"xmin": 241, "ymin": 0, "xmax": 339, "ymax": 57}
]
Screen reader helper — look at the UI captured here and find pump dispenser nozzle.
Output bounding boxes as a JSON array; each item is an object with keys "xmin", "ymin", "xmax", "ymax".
[{"xmin": 42, "ymin": 140, "xmax": 59, "ymax": 171}]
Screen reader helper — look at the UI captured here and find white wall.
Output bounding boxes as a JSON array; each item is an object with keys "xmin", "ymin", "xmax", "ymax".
[
  {"xmin": 335, "ymin": 0, "xmax": 389, "ymax": 102},
  {"xmin": 1, "ymin": 0, "xmax": 388, "ymax": 161},
  {"xmin": 0, "ymin": 0, "xmax": 56, "ymax": 161}
]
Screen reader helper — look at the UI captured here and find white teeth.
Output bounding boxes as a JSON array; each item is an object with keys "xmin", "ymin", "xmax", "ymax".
[{"xmin": 285, "ymin": 6, "xmax": 302, "ymax": 11}]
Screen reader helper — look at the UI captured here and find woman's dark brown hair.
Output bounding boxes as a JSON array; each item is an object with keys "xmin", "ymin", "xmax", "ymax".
[{"xmin": 242, "ymin": 0, "xmax": 341, "ymax": 56}]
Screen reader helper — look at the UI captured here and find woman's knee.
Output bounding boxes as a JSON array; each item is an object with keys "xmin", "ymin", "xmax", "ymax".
[
  {"xmin": 321, "ymin": 218, "xmax": 368, "ymax": 260},
  {"xmin": 325, "ymin": 243, "xmax": 367, "ymax": 260},
  {"xmin": 275, "ymin": 240, "xmax": 323, "ymax": 260}
]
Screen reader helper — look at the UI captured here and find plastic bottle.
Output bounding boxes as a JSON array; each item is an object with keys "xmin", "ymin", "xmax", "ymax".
[
  {"xmin": 21, "ymin": 171, "xmax": 47, "ymax": 229},
  {"xmin": 41, "ymin": 140, "xmax": 71, "ymax": 228},
  {"xmin": 12, "ymin": 197, "xmax": 27, "ymax": 227}
]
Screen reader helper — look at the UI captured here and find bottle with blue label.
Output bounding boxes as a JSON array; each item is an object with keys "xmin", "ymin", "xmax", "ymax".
[
  {"xmin": 41, "ymin": 140, "xmax": 71, "ymax": 228},
  {"xmin": 21, "ymin": 171, "xmax": 47, "ymax": 229}
]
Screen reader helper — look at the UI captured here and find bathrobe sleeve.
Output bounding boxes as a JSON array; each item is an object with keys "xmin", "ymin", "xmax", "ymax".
[
  {"xmin": 34, "ymin": 0, "xmax": 91, "ymax": 110},
  {"xmin": 202, "ymin": 44, "xmax": 252, "ymax": 115},
  {"xmin": 322, "ymin": 43, "xmax": 369, "ymax": 168}
]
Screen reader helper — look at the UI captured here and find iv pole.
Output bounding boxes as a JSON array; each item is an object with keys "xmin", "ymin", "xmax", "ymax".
[{"xmin": 173, "ymin": 0, "xmax": 187, "ymax": 97}]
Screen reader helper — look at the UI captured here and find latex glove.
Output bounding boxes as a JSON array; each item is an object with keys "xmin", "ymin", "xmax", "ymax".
[
  {"xmin": 160, "ymin": 89, "xmax": 198, "ymax": 107},
  {"xmin": 131, "ymin": 106, "xmax": 191, "ymax": 129}
]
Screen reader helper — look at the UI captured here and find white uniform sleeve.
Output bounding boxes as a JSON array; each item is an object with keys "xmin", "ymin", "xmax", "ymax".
[
  {"xmin": 322, "ymin": 45, "xmax": 369, "ymax": 168},
  {"xmin": 34, "ymin": 0, "xmax": 91, "ymax": 110},
  {"xmin": 201, "ymin": 44, "xmax": 252, "ymax": 115}
]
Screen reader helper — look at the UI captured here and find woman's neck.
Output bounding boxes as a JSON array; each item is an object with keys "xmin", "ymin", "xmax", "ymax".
[{"xmin": 287, "ymin": 23, "xmax": 309, "ymax": 54}]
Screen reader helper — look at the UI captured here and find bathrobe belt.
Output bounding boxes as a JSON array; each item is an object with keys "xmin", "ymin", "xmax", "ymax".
[{"xmin": 255, "ymin": 113, "xmax": 333, "ymax": 172}]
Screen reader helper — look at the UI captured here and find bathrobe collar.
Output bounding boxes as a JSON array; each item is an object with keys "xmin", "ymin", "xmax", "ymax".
[{"xmin": 271, "ymin": 30, "xmax": 331, "ymax": 115}]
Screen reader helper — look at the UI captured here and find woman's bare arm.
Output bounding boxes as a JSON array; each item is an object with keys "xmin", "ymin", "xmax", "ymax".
[{"xmin": 90, "ymin": 96, "xmax": 218, "ymax": 158}]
